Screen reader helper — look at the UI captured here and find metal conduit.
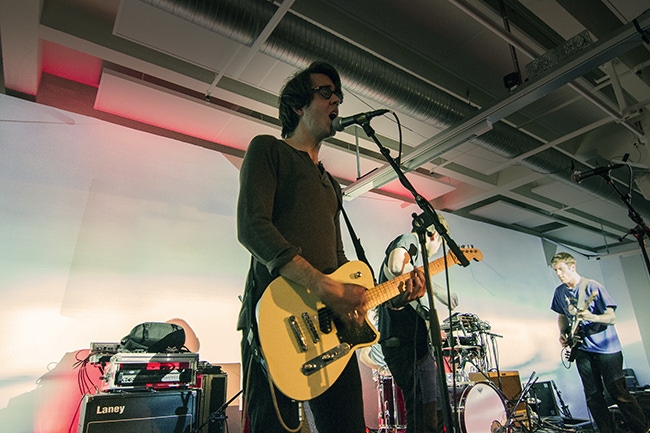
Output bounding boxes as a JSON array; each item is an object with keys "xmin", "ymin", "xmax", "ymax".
[{"xmin": 141, "ymin": 0, "xmax": 650, "ymax": 219}]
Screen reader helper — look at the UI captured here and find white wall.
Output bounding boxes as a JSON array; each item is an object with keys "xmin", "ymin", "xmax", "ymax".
[{"xmin": 1, "ymin": 94, "xmax": 648, "ymax": 428}]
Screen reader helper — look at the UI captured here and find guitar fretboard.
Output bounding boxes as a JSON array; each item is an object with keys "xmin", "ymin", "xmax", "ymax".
[{"xmin": 364, "ymin": 247, "xmax": 481, "ymax": 309}]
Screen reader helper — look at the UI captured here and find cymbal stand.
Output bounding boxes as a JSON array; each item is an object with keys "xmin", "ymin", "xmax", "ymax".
[{"xmin": 484, "ymin": 331, "xmax": 502, "ymax": 372}]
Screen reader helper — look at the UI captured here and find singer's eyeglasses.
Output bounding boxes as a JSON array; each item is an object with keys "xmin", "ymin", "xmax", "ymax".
[{"xmin": 311, "ymin": 86, "xmax": 343, "ymax": 103}]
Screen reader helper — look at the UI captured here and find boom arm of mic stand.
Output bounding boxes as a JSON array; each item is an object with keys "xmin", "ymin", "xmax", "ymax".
[{"xmin": 359, "ymin": 121, "xmax": 470, "ymax": 267}]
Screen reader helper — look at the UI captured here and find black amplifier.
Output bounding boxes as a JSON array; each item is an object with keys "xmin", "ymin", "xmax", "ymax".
[{"xmin": 78, "ymin": 389, "xmax": 198, "ymax": 433}]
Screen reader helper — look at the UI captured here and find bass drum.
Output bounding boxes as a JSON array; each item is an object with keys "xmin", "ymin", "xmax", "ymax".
[{"xmin": 454, "ymin": 381, "xmax": 507, "ymax": 433}]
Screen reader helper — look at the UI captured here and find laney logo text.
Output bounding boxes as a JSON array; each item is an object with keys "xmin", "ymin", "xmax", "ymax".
[{"xmin": 96, "ymin": 405, "xmax": 125, "ymax": 415}]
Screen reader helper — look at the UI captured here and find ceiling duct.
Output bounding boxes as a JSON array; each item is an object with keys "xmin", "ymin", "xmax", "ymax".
[{"xmin": 140, "ymin": 0, "xmax": 650, "ymax": 220}]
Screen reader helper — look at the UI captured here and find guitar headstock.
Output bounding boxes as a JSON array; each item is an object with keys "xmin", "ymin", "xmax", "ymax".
[{"xmin": 449, "ymin": 245, "xmax": 483, "ymax": 264}]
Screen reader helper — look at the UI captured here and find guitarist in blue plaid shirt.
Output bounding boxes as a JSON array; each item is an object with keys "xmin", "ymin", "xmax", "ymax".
[{"xmin": 550, "ymin": 252, "xmax": 648, "ymax": 433}]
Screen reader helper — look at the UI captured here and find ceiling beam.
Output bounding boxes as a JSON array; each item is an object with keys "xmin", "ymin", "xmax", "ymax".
[{"xmin": 343, "ymin": 9, "xmax": 650, "ymax": 199}]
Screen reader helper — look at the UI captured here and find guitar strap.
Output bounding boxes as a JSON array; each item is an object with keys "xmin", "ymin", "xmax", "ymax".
[{"xmin": 326, "ymin": 172, "xmax": 377, "ymax": 284}]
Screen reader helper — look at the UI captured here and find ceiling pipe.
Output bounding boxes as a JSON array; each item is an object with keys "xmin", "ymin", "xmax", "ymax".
[{"xmin": 140, "ymin": 0, "xmax": 650, "ymax": 220}]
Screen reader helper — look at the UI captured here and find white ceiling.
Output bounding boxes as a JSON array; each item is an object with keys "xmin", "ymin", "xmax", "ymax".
[{"xmin": 2, "ymin": 0, "xmax": 650, "ymax": 258}]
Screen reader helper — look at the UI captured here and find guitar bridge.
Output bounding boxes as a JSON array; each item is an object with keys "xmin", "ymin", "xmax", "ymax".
[{"xmin": 301, "ymin": 343, "xmax": 351, "ymax": 376}]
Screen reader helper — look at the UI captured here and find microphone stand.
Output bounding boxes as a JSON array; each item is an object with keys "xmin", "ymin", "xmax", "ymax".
[
  {"xmin": 358, "ymin": 120, "xmax": 471, "ymax": 433},
  {"xmin": 600, "ymin": 172, "xmax": 650, "ymax": 276}
]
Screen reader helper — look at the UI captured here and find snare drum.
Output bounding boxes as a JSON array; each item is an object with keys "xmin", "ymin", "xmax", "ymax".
[{"xmin": 453, "ymin": 381, "xmax": 507, "ymax": 433}]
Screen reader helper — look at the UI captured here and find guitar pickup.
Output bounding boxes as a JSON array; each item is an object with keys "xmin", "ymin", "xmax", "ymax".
[
  {"xmin": 301, "ymin": 343, "xmax": 351, "ymax": 376},
  {"xmin": 301, "ymin": 312, "xmax": 320, "ymax": 343},
  {"xmin": 318, "ymin": 308, "xmax": 333, "ymax": 334},
  {"xmin": 288, "ymin": 316, "xmax": 308, "ymax": 353}
]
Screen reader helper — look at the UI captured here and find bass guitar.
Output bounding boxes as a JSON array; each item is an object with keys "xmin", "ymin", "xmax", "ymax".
[
  {"xmin": 564, "ymin": 289, "xmax": 598, "ymax": 363},
  {"xmin": 256, "ymin": 246, "xmax": 483, "ymax": 401}
]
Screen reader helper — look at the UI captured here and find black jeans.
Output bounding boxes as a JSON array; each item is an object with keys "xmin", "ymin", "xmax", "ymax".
[{"xmin": 575, "ymin": 350, "xmax": 647, "ymax": 433}]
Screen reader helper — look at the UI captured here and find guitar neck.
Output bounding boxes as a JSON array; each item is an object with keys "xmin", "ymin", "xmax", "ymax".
[
  {"xmin": 364, "ymin": 253, "xmax": 461, "ymax": 309},
  {"xmin": 568, "ymin": 290, "xmax": 598, "ymax": 338}
]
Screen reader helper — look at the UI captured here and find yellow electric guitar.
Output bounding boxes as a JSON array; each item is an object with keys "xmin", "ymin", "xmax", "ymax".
[{"xmin": 256, "ymin": 246, "xmax": 483, "ymax": 401}]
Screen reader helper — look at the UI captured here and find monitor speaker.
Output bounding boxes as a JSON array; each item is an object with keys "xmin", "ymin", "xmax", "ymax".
[
  {"xmin": 198, "ymin": 368, "xmax": 228, "ymax": 433},
  {"xmin": 78, "ymin": 389, "xmax": 198, "ymax": 433},
  {"xmin": 530, "ymin": 381, "xmax": 560, "ymax": 418}
]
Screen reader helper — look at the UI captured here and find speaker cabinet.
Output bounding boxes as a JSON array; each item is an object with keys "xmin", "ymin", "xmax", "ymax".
[
  {"xmin": 78, "ymin": 389, "xmax": 198, "ymax": 433},
  {"xmin": 530, "ymin": 381, "xmax": 560, "ymax": 418},
  {"xmin": 198, "ymin": 368, "xmax": 228, "ymax": 433}
]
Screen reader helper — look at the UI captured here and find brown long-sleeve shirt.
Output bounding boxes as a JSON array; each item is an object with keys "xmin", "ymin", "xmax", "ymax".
[{"xmin": 236, "ymin": 135, "xmax": 347, "ymax": 310}]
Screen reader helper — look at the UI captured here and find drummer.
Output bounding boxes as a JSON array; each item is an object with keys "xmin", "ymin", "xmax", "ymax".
[{"xmin": 375, "ymin": 218, "xmax": 460, "ymax": 433}]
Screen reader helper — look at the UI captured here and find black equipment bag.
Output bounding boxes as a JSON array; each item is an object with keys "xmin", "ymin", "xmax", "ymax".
[{"xmin": 120, "ymin": 322, "xmax": 186, "ymax": 353}]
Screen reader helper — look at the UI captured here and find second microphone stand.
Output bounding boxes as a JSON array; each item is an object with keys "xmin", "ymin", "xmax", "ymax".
[
  {"xmin": 358, "ymin": 119, "xmax": 471, "ymax": 433},
  {"xmin": 601, "ymin": 171, "xmax": 650, "ymax": 277}
]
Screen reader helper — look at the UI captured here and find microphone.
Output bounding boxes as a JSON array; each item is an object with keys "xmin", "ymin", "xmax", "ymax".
[
  {"xmin": 332, "ymin": 109, "xmax": 389, "ymax": 131},
  {"xmin": 571, "ymin": 163, "xmax": 624, "ymax": 183}
]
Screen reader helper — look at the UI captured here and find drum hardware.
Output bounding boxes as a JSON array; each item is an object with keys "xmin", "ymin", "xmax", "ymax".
[
  {"xmin": 373, "ymin": 370, "xmax": 406, "ymax": 432},
  {"xmin": 441, "ymin": 312, "xmax": 498, "ymax": 376},
  {"xmin": 441, "ymin": 312, "xmax": 490, "ymax": 334}
]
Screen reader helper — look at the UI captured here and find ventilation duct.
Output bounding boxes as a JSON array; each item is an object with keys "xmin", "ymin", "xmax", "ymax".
[{"xmin": 141, "ymin": 0, "xmax": 650, "ymax": 220}]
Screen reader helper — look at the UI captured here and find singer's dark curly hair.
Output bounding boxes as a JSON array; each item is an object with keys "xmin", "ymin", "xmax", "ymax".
[{"xmin": 278, "ymin": 61, "xmax": 343, "ymax": 139}]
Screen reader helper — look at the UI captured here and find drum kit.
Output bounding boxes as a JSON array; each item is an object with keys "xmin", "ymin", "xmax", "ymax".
[{"xmin": 373, "ymin": 312, "xmax": 509, "ymax": 433}]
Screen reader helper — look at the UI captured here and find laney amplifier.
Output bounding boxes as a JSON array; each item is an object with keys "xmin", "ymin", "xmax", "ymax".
[
  {"xmin": 78, "ymin": 389, "xmax": 198, "ymax": 433},
  {"xmin": 103, "ymin": 352, "xmax": 198, "ymax": 391}
]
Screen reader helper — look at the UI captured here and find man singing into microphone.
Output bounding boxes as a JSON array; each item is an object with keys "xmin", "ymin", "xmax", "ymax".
[{"xmin": 236, "ymin": 61, "xmax": 425, "ymax": 433}]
